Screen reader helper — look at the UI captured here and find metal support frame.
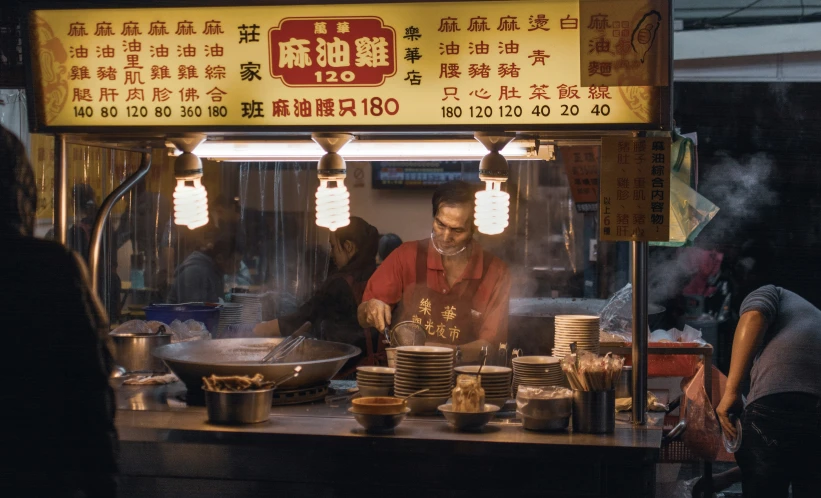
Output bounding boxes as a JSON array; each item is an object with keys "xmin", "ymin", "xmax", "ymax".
[
  {"xmin": 631, "ymin": 241, "xmax": 648, "ymax": 425},
  {"xmin": 53, "ymin": 134, "xmax": 67, "ymax": 245},
  {"xmin": 89, "ymin": 151, "xmax": 152, "ymax": 295}
]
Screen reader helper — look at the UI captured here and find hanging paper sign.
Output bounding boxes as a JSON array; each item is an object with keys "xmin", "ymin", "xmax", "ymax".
[{"xmin": 600, "ymin": 136, "xmax": 670, "ymax": 241}]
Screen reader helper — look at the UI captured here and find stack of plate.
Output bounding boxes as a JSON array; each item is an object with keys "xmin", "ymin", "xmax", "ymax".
[
  {"xmin": 552, "ymin": 314, "xmax": 600, "ymax": 357},
  {"xmin": 216, "ymin": 303, "xmax": 243, "ymax": 337},
  {"xmin": 394, "ymin": 346, "xmax": 454, "ymax": 414},
  {"xmin": 356, "ymin": 366, "xmax": 395, "ymax": 397},
  {"xmin": 512, "ymin": 356, "xmax": 565, "ymax": 394},
  {"xmin": 231, "ymin": 293, "xmax": 263, "ymax": 324},
  {"xmin": 454, "ymin": 365, "xmax": 512, "ymax": 406}
]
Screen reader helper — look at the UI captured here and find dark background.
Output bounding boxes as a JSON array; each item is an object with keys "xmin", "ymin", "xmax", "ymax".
[{"xmin": 673, "ymin": 82, "xmax": 821, "ymax": 308}]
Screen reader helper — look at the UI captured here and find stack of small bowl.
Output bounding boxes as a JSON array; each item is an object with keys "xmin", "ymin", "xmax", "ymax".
[
  {"xmin": 552, "ymin": 314, "xmax": 600, "ymax": 357},
  {"xmin": 512, "ymin": 356, "xmax": 565, "ymax": 394},
  {"xmin": 394, "ymin": 345, "xmax": 454, "ymax": 414},
  {"xmin": 356, "ymin": 366, "xmax": 395, "ymax": 397},
  {"xmin": 454, "ymin": 365, "xmax": 513, "ymax": 407}
]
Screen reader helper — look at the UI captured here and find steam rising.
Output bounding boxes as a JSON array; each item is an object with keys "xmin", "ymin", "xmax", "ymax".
[{"xmin": 649, "ymin": 152, "xmax": 778, "ymax": 302}]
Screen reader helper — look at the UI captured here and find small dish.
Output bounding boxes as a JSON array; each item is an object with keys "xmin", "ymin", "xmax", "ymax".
[
  {"xmin": 349, "ymin": 407, "xmax": 411, "ymax": 433},
  {"xmin": 351, "ymin": 396, "xmax": 406, "ymax": 415},
  {"xmin": 438, "ymin": 404, "xmax": 501, "ymax": 431}
]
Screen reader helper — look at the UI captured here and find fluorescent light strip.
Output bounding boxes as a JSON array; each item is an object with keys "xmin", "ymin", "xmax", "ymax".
[{"xmin": 179, "ymin": 140, "xmax": 544, "ymax": 161}]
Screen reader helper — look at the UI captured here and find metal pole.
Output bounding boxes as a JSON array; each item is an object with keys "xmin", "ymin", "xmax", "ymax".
[
  {"xmin": 90, "ymin": 151, "xmax": 152, "ymax": 295},
  {"xmin": 631, "ymin": 240, "xmax": 648, "ymax": 425},
  {"xmin": 53, "ymin": 135, "xmax": 68, "ymax": 245}
]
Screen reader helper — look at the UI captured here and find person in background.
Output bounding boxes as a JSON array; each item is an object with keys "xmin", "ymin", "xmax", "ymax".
[
  {"xmin": 254, "ymin": 217, "xmax": 381, "ymax": 367},
  {"xmin": 377, "ymin": 232, "xmax": 402, "ymax": 264},
  {"xmin": 167, "ymin": 235, "xmax": 243, "ymax": 304},
  {"xmin": 716, "ymin": 285, "xmax": 821, "ymax": 498},
  {"xmin": 0, "ymin": 126, "xmax": 117, "ymax": 497},
  {"xmin": 358, "ymin": 181, "xmax": 511, "ymax": 363}
]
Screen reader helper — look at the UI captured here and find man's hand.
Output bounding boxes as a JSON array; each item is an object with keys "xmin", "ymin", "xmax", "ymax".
[
  {"xmin": 716, "ymin": 390, "xmax": 743, "ymax": 439},
  {"xmin": 358, "ymin": 299, "xmax": 392, "ymax": 331}
]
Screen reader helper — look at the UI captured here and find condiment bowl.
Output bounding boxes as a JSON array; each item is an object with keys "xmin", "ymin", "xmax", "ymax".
[
  {"xmin": 438, "ymin": 404, "xmax": 501, "ymax": 431},
  {"xmin": 351, "ymin": 396, "xmax": 407, "ymax": 415},
  {"xmin": 203, "ymin": 387, "xmax": 274, "ymax": 424},
  {"xmin": 349, "ymin": 407, "xmax": 410, "ymax": 433}
]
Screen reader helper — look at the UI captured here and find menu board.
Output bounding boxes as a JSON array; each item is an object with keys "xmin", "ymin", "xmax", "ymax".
[
  {"xmin": 599, "ymin": 136, "xmax": 670, "ymax": 242},
  {"xmin": 560, "ymin": 145, "xmax": 599, "ymax": 213},
  {"xmin": 27, "ymin": 0, "xmax": 670, "ymax": 131}
]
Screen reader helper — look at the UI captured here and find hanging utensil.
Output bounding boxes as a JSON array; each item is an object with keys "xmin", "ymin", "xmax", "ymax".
[
  {"xmin": 475, "ymin": 346, "xmax": 488, "ymax": 378},
  {"xmin": 261, "ymin": 321, "xmax": 312, "ymax": 363}
]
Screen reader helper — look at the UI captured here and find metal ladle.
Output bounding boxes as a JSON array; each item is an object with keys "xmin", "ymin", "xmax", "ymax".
[{"xmin": 267, "ymin": 366, "xmax": 303, "ymax": 389}]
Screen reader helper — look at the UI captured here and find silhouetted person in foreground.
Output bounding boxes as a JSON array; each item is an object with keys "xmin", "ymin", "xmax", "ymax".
[{"xmin": 0, "ymin": 126, "xmax": 118, "ymax": 497}]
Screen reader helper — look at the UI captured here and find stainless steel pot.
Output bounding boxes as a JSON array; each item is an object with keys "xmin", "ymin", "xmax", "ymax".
[
  {"xmin": 110, "ymin": 333, "xmax": 172, "ymax": 373},
  {"xmin": 204, "ymin": 388, "xmax": 274, "ymax": 424}
]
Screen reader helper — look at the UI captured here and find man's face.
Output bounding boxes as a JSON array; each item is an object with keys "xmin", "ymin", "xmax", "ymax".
[{"xmin": 432, "ymin": 203, "xmax": 473, "ymax": 253}]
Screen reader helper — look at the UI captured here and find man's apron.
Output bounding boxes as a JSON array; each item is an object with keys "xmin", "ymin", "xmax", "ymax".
[{"xmin": 394, "ymin": 240, "xmax": 493, "ymax": 346}]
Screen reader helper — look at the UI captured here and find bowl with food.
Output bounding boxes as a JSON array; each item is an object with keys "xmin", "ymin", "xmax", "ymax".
[
  {"xmin": 438, "ymin": 403, "xmax": 501, "ymax": 431},
  {"xmin": 202, "ymin": 370, "xmax": 298, "ymax": 424},
  {"xmin": 349, "ymin": 407, "xmax": 411, "ymax": 433},
  {"xmin": 351, "ymin": 396, "xmax": 407, "ymax": 415}
]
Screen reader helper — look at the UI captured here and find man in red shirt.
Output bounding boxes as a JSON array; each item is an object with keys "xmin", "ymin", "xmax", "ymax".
[{"xmin": 358, "ymin": 181, "xmax": 511, "ymax": 363}]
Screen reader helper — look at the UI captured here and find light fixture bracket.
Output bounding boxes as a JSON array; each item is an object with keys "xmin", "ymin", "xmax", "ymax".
[
  {"xmin": 475, "ymin": 132, "xmax": 515, "ymax": 182},
  {"xmin": 313, "ymin": 133, "xmax": 354, "ymax": 180}
]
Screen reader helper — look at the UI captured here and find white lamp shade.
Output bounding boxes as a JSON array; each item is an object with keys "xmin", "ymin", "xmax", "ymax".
[
  {"xmin": 315, "ymin": 179, "xmax": 350, "ymax": 231},
  {"xmin": 173, "ymin": 178, "xmax": 209, "ymax": 230},
  {"xmin": 474, "ymin": 181, "xmax": 510, "ymax": 235}
]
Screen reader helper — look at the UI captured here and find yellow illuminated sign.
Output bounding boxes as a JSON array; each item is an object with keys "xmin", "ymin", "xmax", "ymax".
[{"xmin": 28, "ymin": 0, "xmax": 670, "ymax": 130}]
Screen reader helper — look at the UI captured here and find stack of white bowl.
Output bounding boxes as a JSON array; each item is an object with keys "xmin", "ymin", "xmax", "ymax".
[
  {"xmin": 552, "ymin": 314, "xmax": 600, "ymax": 357},
  {"xmin": 356, "ymin": 366, "xmax": 395, "ymax": 397},
  {"xmin": 394, "ymin": 346, "xmax": 454, "ymax": 414},
  {"xmin": 454, "ymin": 365, "xmax": 512, "ymax": 407},
  {"xmin": 512, "ymin": 356, "xmax": 565, "ymax": 394},
  {"xmin": 216, "ymin": 303, "xmax": 243, "ymax": 337},
  {"xmin": 231, "ymin": 293, "xmax": 263, "ymax": 324}
]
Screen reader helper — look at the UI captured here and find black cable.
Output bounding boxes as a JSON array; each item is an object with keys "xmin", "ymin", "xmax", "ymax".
[{"xmin": 701, "ymin": 0, "xmax": 767, "ymax": 25}]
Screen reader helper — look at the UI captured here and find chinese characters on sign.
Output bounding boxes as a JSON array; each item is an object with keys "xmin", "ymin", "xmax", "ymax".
[
  {"xmin": 560, "ymin": 145, "xmax": 600, "ymax": 213},
  {"xmin": 269, "ymin": 18, "xmax": 396, "ymax": 86},
  {"xmin": 600, "ymin": 136, "xmax": 670, "ymax": 242},
  {"xmin": 29, "ymin": 0, "xmax": 668, "ymax": 129},
  {"xmin": 579, "ymin": 0, "xmax": 670, "ymax": 87}
]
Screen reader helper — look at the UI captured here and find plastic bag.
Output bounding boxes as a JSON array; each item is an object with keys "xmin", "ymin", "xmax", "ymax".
[
  {"xmin": 168, "ymin": 319, "xmax": 211, "ymax": 343},
  {"xmin": 110, "ymin": 320, "xmax": 153, "ymax": 336},
  {"xmin": 653, "ymin": 176, "xmax": 720, "ymax": 248},
  {"xmin": 598, "ymin": 284, "xmax": 635, "ymax": 341},
  {"xmin": 681, "ymin": 363, "xmax": 721, "ymax": 461}
]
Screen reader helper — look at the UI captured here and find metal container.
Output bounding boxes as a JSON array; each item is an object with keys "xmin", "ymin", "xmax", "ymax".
[
  {"xmin": 615, "ymin": 366, "xmax": 632, "ymax": 399},
  {"xmin": 572, "ymin": 390, "xmax": 615, "ymax": 434},
  {"xmin": 516, "ymin": 389, "xmax": 573, "ymax": 432},
  {"xmin": 110, "ymin": 333, "xmax": 171, "ymax": 373},
  {"xmin": 204, "ymin": 388, "xmax": 274, "ymax": 424},
  {"xmin": 152, "ymin": 338, "xmax": 360, "ymax": 394}
]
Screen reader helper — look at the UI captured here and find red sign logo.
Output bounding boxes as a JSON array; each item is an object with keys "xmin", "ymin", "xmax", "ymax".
[{"xmin": 269, "ymin": 17, "xmax": 396, "ymax": 87}]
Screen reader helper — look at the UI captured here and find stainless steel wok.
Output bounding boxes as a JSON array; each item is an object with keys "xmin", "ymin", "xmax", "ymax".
[{"xmin": 152, "ymin": 338, "xmax": 360, "ymax": 395}]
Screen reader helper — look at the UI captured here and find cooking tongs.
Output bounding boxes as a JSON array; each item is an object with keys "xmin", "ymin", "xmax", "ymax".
[{"xmin": 261, "ymin": 321, "xmax": 312, "ymax": 363}]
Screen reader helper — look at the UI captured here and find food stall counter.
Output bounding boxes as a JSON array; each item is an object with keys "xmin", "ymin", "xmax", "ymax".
[{"xmin": 114, "ymin": 381, "xmax": 662, "ymax": 498}]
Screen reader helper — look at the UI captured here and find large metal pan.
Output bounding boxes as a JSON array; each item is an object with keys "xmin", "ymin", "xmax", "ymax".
[{"xmin": 153, "ymin": 338, "xmax": 360, "ymax": 395}]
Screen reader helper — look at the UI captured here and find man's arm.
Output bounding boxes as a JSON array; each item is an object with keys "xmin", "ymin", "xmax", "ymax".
[
  {"xmin": 358, "ymin": 243, "xmax": 411, "ymax": 330},
  {"xmin": 716, "ymin": 309, "xmax": 768, "ymax": 437}
]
